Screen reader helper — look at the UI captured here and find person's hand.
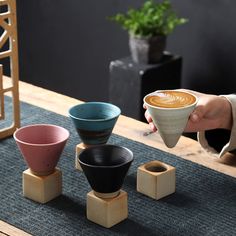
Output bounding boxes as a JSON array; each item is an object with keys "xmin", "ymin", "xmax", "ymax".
[
  {"xmin": 144, "ymin": 90, "xmax": 233, "ymax": 133},
  {"xmin": 144, "ymin": 105, "xmax": 158, "ymax": 132}
]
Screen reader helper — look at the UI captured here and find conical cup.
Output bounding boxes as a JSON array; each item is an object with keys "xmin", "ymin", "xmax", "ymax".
[
  {"xmin": 151, "ymin": 106, "xmax": 196, "ymax": 148},
  {"xmin": 68, "ymin": 102, "xmax": 121, "ymax": 146},
  {"xmin": 79, "ymin": 144, "xmax": 133, "ymax": 198},
  {"xmin": 144, "ymin": 90, "xmax": 198, "ymax": 148},
  {"xmin": 14, "ymin": 124, "xmax": 69, "ymax": 176}
]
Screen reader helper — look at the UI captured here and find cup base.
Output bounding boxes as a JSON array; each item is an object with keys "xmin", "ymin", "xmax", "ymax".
[
  {"xmin": 30, "ymin": 168, "xmax": 55, "ymax": 176},
  {"xmin": 93, "ymin": 190, "xmax": 120, "ymax": 199},
  {"xmin": 82, "ymin": 143, "xmax": 91, "ymax": 148},
  {"xmin": 83, "ymin": 143, "xmax": 104, "ymax": 148}
]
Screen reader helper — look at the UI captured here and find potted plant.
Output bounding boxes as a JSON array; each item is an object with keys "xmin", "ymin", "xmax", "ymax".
[{"xmin": 109, "ymin": 0, "xmax": 188, "ymax": 64}]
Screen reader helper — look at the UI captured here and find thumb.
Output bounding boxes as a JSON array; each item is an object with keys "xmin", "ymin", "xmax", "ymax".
[{"xmin": 189, "ymin": 105, "xmax": 205, "ymax": 123}]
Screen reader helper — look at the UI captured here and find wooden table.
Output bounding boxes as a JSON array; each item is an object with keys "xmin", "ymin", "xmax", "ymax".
[{"xmin": 1, "ymin": 79, "xmax": 236, "ymax": 236}]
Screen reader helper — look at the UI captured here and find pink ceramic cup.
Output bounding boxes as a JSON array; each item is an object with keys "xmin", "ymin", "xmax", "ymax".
[{"xmin": 14, "ymin": 124, "xmax": 70, "ymax": 176}]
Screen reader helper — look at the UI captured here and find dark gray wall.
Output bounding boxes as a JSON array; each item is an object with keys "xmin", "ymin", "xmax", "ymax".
[
  {"xmin": 16, "ymin": 0, "xmax": 236, "ymax": 102},
  {"xmin": 169, "ymin": 0, "xmax": 236, "ymax": 95}
]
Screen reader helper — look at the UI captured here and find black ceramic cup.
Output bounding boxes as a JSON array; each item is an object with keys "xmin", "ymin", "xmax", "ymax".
[{"xmin": 79, "ymin": 144, "xmax": 133, "ymax": 198}]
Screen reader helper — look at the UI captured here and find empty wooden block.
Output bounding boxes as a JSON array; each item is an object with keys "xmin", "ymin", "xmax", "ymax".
[
  {"xmin": 86, "ymin": 190, "xmax": 128, "ymax": 228},
  {"xmin": 22, "ymin": 168, "xmax": 62, "ymax": 203},
  {"xmin": 137, "ymin": 160, "xmax": 175, "ymax": 200}
]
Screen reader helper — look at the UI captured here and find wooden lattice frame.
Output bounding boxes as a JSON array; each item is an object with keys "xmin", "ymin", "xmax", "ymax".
[{"xmin": 0, "ymin": 0, "xmax": 20, "ymax": 139}]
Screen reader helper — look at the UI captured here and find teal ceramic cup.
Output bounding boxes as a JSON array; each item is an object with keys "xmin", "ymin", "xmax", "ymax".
[{"xmin": 68, "ymin": 102, "xmax": 121, "ymax": 145}]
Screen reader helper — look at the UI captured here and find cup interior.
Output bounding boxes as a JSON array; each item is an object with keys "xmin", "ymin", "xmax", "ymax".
[
  {"xmin": 68, "ymin": 102, "xmax": 121, "ymax": 122},
  {"xmin": 79, "ymin": 144, "xmax": 133, "ymax": 196},
  {"xmin": 79, "ymin": 144, "xmax": 133, "ymax": 167},
  {"xmin": 144, "ymin": 163, "xmax": 167, "ymax": 173},
  {"xmin": 14, "ymin": 124, "xmax": 69, "ymax": 145}
]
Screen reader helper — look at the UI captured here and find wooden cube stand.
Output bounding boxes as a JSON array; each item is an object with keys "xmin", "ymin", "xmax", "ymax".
[
  {"xmin": 86, "ymin": 190, "xmax": 128, "ymax": 228},
  {"xmin": 137, "ymin": 160, "xmax": 175, "ymax": 200},
  {"xmin": 22, "ymin": 168, "xmax": 62, "ymax": 203}
]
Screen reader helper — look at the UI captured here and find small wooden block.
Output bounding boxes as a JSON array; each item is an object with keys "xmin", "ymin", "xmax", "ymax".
[
  {"xmin": 22, "ymin": 168, "xmax": 62, "ymax": 203},
  {"xmin": 75, "ymin": 143, "xmax": 86, "ymax": 170},
  {"xmin": 137, "ymin": 160, "xmax": 175, "ymax": 200},
  {"xmin": 87, "ymin": 190, "xmax": 128, "ymax": 228}
]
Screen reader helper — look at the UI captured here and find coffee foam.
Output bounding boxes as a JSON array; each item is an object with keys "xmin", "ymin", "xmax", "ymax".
[{"xmin": 145, "ymin": 91, "xmax": 196, "ymax": 108}]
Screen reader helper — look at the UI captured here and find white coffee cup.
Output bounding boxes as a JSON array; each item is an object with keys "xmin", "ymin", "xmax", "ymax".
[{"xmin": 143, "ymin": 90, "xmax": 198, "ymax": 148}]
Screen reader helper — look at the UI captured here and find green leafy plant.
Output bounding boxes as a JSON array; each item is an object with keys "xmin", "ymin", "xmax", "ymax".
[{"xmin": 109, "ymin": 0, "xmax": 188, "ymax": 38}]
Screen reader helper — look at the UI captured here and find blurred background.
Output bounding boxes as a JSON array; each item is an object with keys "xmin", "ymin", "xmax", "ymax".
[{"xmin": 16, "ymin": 0, "xmax": 236, "ymax": 102}]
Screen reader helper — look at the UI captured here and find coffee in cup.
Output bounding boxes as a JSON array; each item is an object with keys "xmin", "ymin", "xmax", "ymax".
[
  {"xmin": 144, "ymin": 90, "xmax": 196, "ymax": 108},
  {"xmin": 144, "ymin": 90, "xmax": 198, "ymax": 148}
]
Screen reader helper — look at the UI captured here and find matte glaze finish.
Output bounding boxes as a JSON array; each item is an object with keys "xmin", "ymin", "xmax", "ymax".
[
  {"xmin": 69, "ymin": 102, "xmax": 120, "ymax": 145},
  {"xmin": 14, "ymin": 124, "xmax": 69, "ymax": 175},
  {"xmin": 144, "ymin": 90, "xmax": 198, "ymax": 148},
  {"xmin": 79, "ymin": 144, "xmax": 133, "ymax": 194}
]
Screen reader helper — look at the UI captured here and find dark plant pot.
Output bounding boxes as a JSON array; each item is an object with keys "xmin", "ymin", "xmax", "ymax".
[
  {"xmin": 79, "ymin": 144, "xmax": 133, "ymax": 198},
  {"xmin": 129, "ymin": 34, "xmax": 167, "ymax": 64}
]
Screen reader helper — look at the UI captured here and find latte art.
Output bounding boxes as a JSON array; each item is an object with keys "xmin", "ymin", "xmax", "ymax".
[{"xmin": 145, "ymin": 91, "xmax": 196, "ymax": 108}]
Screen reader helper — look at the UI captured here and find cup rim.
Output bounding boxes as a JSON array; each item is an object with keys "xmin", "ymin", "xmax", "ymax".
[
  {"xmin": 68, "ymin": 102, "xmax": 121, "ymax": 122},
  {"xmin": 78, "ymin": 144, "xmax": 133, "ymax": 168},
  {"xmin": 13, "ymin": 123, "xmax": 70, "ymax": 146},
  {"xmin": 143, "ymin": 90, "xmax": 198, "ymax": 110}
]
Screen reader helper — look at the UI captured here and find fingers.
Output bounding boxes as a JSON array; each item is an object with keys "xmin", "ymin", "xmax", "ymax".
[
  {"xmin": 149, "ymin": 122, "xmax": 157, "ymax": 132},
  {"xmin": 189, "ymin": 110, "xmax": 202, "ymax": 123},
  {"xmin": 184, "ymin": 119, "xmax": 203, "ymax": 132},
  {"xmin": 144, "ymin": 110, "xmax": 157, "ymax": 132},
  {"xmin": 189, "ymin": 113, "xmax": 199, "ymax": 122},
  {"xmin": 144, "ymin": 110, "xmax": 152, "ymax": 123},
  {"xmin": 185, "ymin": 98, "xmax": 213, "ymax": 132},
  {"xmin": 189, "ymin": 96, "xmax": 210, "ymax": 123}
]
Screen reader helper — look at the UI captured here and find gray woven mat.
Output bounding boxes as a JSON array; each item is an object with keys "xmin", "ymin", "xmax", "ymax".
[{"xmin": 1, "ymin": 97, "xmax": 236, "ymax": 236}]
